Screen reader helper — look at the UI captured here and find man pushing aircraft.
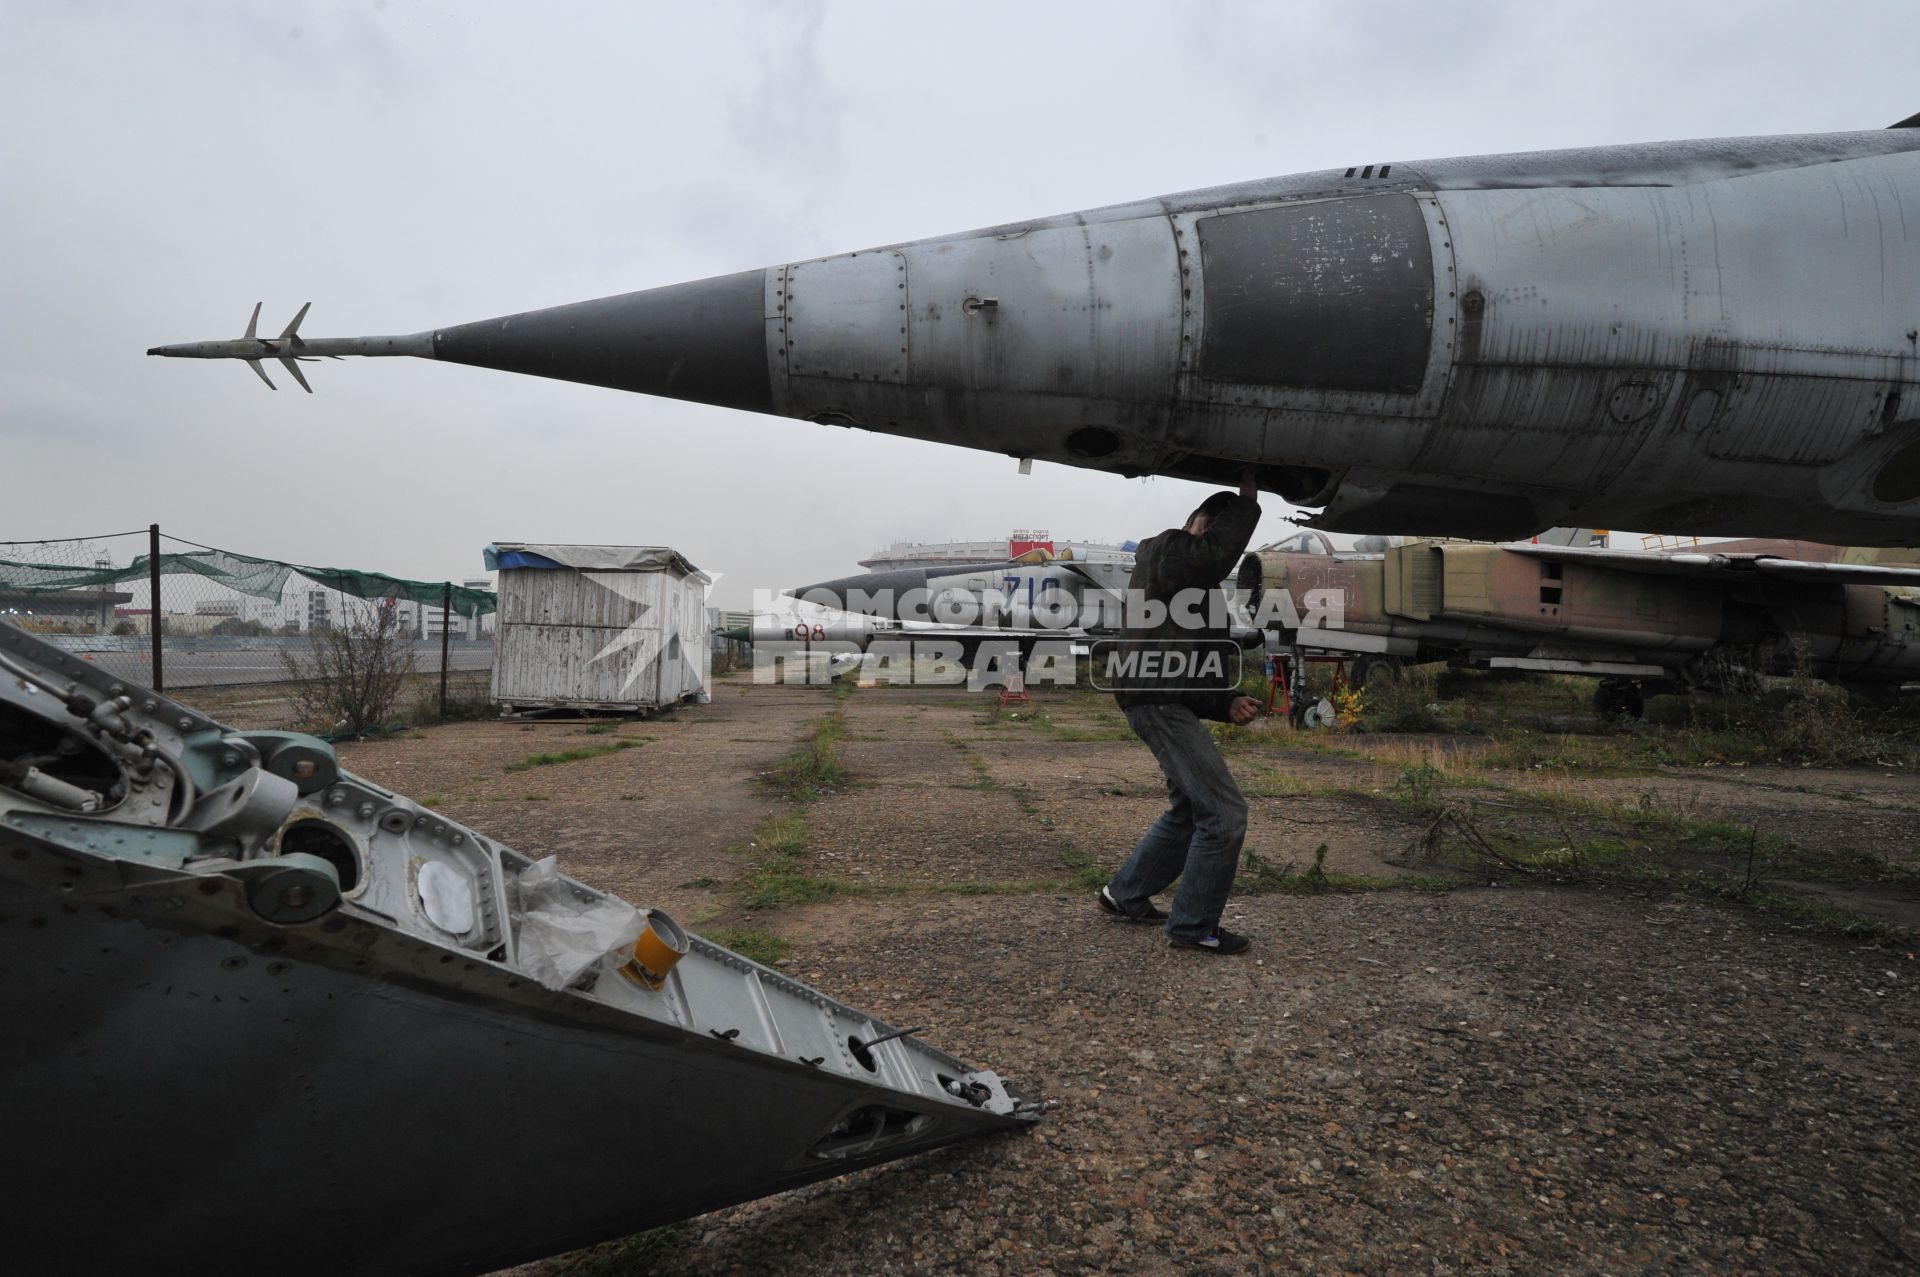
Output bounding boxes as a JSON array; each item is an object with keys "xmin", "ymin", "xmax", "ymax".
[{"xmin": 1099, "ymin": 470, "xmax": 1263, "ymax": 954}]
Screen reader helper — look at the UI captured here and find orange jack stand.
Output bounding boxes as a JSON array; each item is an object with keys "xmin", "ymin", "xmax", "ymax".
[{"xmin": 1262, "ymin": 650, "xmax": 1347, "ymax": 724}]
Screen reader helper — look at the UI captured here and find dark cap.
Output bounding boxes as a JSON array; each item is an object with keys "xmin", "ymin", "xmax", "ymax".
[{"xmin": 1188, "ymin": 491, "xmax": 1238, "ymax": 525}]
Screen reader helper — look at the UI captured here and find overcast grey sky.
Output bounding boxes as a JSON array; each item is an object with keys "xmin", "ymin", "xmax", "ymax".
[{"xmin": 3, "ymin": 1, "xmax": 1915, "ymax": 606}]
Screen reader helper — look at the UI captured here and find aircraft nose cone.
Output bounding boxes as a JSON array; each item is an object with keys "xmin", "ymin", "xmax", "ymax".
[
  {"xmin": 431, "ymin": 269, "xmax": 774, "ymax": 413},
  {"xmin": 786, "ymin": 573, "xmax": 861, "ymax": 610}
]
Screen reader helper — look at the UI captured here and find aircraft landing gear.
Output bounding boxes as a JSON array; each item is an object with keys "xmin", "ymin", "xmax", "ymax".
[{"xmin": 1593, "ymin": 678, "xmax": 1645, "ymax": 720}]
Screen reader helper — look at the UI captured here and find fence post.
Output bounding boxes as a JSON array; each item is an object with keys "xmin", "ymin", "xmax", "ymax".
[
  {"xmin": 148, "ymin": 523, "xmax": 163, "ymax": 692},
  {"xmin": 439, "ymin": 581, "xmax": 452, "ymax": 721}
]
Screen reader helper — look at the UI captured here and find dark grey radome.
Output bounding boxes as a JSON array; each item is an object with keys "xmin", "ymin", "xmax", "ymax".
[{"xmin": 433, "ymin": 269, "xmax": 773, "ymax": 412}]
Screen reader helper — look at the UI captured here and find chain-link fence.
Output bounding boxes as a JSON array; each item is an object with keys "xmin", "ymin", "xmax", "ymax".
[{"xmin": 0, "ymin": 527, "xmax": 496, "ymax": 730}]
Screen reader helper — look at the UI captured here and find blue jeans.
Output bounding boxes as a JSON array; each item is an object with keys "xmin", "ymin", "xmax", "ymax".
[{"xmin": 1107, "ymin": 703, "xmax": 1248, "ymax": 941}]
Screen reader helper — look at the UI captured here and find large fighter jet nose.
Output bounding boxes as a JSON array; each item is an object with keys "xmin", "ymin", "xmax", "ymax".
[
  {"xmin": 786, "ymin": 568, "xmax": 914, "ymax": 614},
  {"xmin": 785, "ymin": 575, "xmax": 854, "ymax": 610},
  {"xmin": 786, "ymin": 562, "xmax": 1017, "ymax": 617},
  {"xmin": 431, "ymin": 269, "xmax": 774, "ymax": 413}
]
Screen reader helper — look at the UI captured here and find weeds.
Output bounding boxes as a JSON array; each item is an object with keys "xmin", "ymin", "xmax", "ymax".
[
  {"xmin": 944, "ymin": 732, "xmax": 998, "ymax": 789},
  {"xmin": 1246, "ymin": 656, "xmax": 1920, "ymax": 768},
  {"xmin": 1059, "ymin": 845, "xmax": 1112, "ymax": 891},
  {"xmin": 1240, "ymin": 844, "xmax": 1459, "ymax": 895},
  {"xmin": 1404, "ymin": 788, "xmax": 1915, "ymax": 946},
  {"xmin": 1242, "ymin": 768, "xmax": 1340, "ymax": 798},
  {"xmin": 1734, "ymin": 887, "xmax": 1912, "ymax": 944},
  {"xmin": 1394, "ymin": 760, "xmax": 1445, "ymax": 815},
  {"xmin": 1302, "ymin": 841, "xmax": 1330, "ymax": 889},
  {"xmin": 767, "ymin": 709, "xmax": 849, "ymax": 802},
  {"xmin": 503, "ymin": 739, "xmax": 645, "ymax": 772},
  {"xmin": 405, "ymin": 674, "xmax": 495, "ymax": 726},
  {"xmin": 702, "ymin": 925, "xmax": 791, "ymax": 966},
  {"xmin": 989, "ymin": 705, "xmax": 1134, "ymax": 742},
  {"xmin": 742, "ymin": 861, "xmax": 842, "ymax": 909},
  {"xmin": 1680, "ymin": 675, "xmax": 1919, "ymax": 767},
  {"xmin": 740, "ymin": 814, "xmax": 842, "ymax": 909},
  {"xmin": 737, "ymin": 706, "xmax": 856, "ymax": 906},
  {"xmin": 1353, "ymin": 665, "xmax": 1445, "ymax": 733}
]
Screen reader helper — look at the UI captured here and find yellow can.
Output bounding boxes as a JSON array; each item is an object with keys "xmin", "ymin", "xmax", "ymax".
[{"xmin": 620, "ymin": 909, "xmax": 691, "ymax": 991}]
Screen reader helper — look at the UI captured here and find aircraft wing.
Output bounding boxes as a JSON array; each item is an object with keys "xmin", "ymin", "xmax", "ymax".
[
  {"xmin": 1055, "ymin": 559, "xmax": 1129, "ymax": 602},
  {"xmin": 1505, "ymin": 544, "xmax": 1920, "ymax": 587}
]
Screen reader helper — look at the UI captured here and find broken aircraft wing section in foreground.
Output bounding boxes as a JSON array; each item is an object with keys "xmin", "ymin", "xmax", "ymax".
[{"xmin": 0, "ymin": 621, "xmax": 1037, "ymax": 1276}]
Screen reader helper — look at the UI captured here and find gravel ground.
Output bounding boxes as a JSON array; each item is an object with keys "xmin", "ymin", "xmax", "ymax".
[
  {"xmin": 333, "ymin": 677, "xmax": 1920, "ymax": 1276},
  {"xmin": 679, "ymin": 888, "xmax": 1919, "ymax": 1275}
]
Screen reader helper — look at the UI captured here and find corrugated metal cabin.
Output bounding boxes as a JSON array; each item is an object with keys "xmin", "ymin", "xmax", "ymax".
[{"xmin": 486, "ymin": 543, "xmax": 712, "ymax": 713}]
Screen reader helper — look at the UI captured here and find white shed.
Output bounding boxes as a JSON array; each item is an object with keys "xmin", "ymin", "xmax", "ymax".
[{"xmin": 486, "ymin": 543, "xmax": 712, "ymax": 713}]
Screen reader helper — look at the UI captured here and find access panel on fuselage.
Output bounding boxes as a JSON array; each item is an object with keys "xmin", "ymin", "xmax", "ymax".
[{"xmin": 1195, "ymin": 193, "xmax": 1435, "ymax": 396}]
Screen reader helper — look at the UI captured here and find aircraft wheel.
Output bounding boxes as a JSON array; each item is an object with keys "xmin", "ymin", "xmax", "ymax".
[
  {"xmin": 1593, "ymin": 678, "xmax": 1644, "ymax": 720},
  {"xmin": 1348, "ymin": 654, "xmax": 1403, "ymax": 687}
]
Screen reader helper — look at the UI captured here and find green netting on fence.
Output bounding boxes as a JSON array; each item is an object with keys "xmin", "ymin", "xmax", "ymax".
[{"xmin": 0, "ymin": 549, "xmax": 496, "ymax": 617}]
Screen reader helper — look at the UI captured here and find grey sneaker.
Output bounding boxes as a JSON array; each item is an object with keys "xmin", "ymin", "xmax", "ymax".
[
  {"xmin": 1169, "ymin": 927, "xmax": 1252, "ymax": 955},
  {"xmin": 1098, "ymin": 885, "xmax": 1168, "ymax": 923}
]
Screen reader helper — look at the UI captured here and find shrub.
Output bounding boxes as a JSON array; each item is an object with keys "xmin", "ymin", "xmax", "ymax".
[
  {"xmin": 281, "ymin": 597, "xmax": 416, "ymax": 735},
  {"xmin": 1356, "ymin": 663, "xmax": 1445, "ymax": 732},
  {"xmin": 406, "ymin": 674, "xmax": 495, "ymax": 725}
]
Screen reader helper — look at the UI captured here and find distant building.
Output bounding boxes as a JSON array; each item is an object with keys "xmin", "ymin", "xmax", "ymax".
[
  {"xmin": 419, "ymin": 604, "xmax": 461, "ymax": 640},
  {"xmin": 0, "ymin": 587, "xmax": 132, "ymax": 627},
  {"xmin": 463, "ymin": 579, "xmax": 495, "ymax": 639},
  {"xmin": 305, "ymin": 590, "xmax": 332, "ymax": 632},
  {"xmin": 159, "ymin": 611, "xmax": 225, "ymax": 636},
  {"xmin": 859, "ymin": 529, "xmax": 1134, "ymax": 572}
]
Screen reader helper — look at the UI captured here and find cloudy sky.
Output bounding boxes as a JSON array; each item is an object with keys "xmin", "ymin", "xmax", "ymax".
[{"xmin": 3, "ymin": 1, "xmax": 1915, "ymax": 606}]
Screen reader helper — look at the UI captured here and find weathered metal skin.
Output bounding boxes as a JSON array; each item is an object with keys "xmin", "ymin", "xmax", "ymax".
[
  {"xmin": 1238, "ymin": 537, "xmax": 1920, "ymax": 690},
  {"xmin": 0, "ymin": 622, "xmax": 1036, "ymax": 1276},
  {"xmin": 152, "ymin": 128, "xmax": 1920, "ymax": 544}
]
